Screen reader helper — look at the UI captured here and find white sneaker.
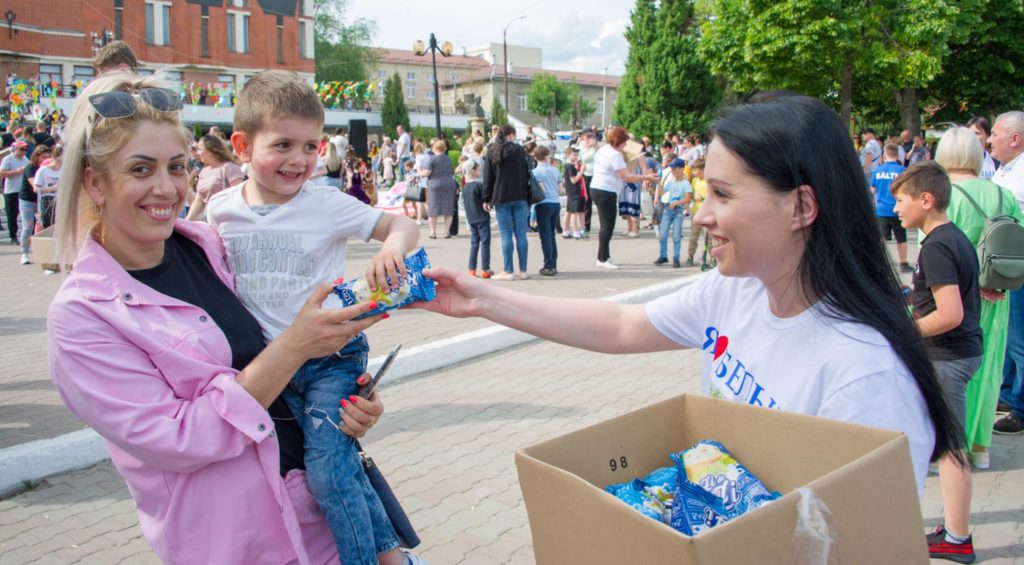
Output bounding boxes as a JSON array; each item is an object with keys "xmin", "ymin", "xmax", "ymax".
[
  {"xmin": 626, "ymin": 231, "xmax": 639, "ymax": 238},
  {"xmin": 492, "ymin": 271, "xmax": 516, "ymax": 281},
  {"xmin": 403, "ymin": 552, "xmax": 430, "ymax": 565},
  {"xmin": 561, "ymin": 232, "xmax": 572, "ymax": 239},
  {"xmin": 970, "ymin": 450, "xmax": 990, "ymax": 470},
  {"xmin": 514, "ymin": 271, "xmax": 529, "ymax": 280},
  {"xmin": 20, "ymin": 253, "xmax": 31, "ymax": 265},
  {"xmin": 596, "ymin": 259, "xmax": 619, "ymax": 270}
]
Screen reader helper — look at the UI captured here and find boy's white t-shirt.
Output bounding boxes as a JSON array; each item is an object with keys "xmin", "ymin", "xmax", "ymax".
[
  {"xmin": 645, "ymin": 271, "xmax": 934, "ymax": 493},
  {"xmin": 208, "ymin": 181, "xmax": 383, "ymax": 342}
]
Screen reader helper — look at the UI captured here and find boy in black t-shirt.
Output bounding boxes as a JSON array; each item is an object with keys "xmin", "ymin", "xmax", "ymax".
[{"xmin": 892, "ymin": 161, "xmax": 982, "ymax": 563}]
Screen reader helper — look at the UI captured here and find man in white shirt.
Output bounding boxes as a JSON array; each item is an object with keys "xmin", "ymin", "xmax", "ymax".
[
  {"xmin": 330, "ymin": 127, "xmax": 348, "ymax": 157},
  {"xmin": 395, "ymin": 125, "xmax": 411, "ymax": 180},
  {"xmin": 990, "ymin": 110, "xmax": 1024, "ymax": 436},
  {"xmin": 0, "ymin": 140, "xmax": 29, "ymax": 244},
  {"xmin": 860, "ymin": 128, "xmax": 883, "ymax": 175}
]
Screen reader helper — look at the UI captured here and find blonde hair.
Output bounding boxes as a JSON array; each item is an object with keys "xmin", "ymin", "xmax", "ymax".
[
  {"xmin": 413, "ymin": 141, "xmax": 425, "ymax": 155},
  {"xmin": 431, "ymin": 139, "xmax": 446, "ymax": 153},
  {"xmin": 234, "ymin": 70, "xmax": 323, "ymax": 138},
  {"xmin": 56, "ymin": 72, "xmax": 189, "ymax": 268},
  {"xmin": 934, "ymin": 126, "xmax": 982, "ymax": 176},
  {"xmin": 325, "ymin": 141, "xmax": 342, "ymax": 172},
  {"xmin": 199, "ymin": 133, "xmax": 239, "ymax": 166}
]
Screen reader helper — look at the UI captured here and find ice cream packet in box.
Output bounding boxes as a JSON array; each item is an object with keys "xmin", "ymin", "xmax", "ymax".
[
  {"xmin": 669, "ymin": 440, "xmax": 781, "ymax": 536},
  {"xmin": 334, "ymin": 248, "xmax": 436, "ymax": 319},
  {"xmin": 605, "ymin": 479, "xmax": 665, "ymax": 523}
]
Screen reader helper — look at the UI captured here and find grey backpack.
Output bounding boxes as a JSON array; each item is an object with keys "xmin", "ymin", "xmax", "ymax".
[{"xmin": 953, "ymin": 183, "xmax": 1024, "ymax": 290}]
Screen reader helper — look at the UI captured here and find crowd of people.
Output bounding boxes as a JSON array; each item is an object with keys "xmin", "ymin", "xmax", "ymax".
[{"xmin": 16, "ymin": 38, "xmax": 1024, "ymax": 565}]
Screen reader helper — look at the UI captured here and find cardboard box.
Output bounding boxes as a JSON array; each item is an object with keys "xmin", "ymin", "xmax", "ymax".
[
  {"xmin": 621, "ymin": 139, "xmax": 645, "ymax": 169},
  {"xmin": 516, "ymin": 394, "xmax": 927, "ymax": 564},
  {"xmin": 30, "ymin": 226, "xmax": 62, "ymax": 272}
]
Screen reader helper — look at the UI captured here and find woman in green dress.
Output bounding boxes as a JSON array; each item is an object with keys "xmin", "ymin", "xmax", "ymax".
[{"xmin": 934, "ymin": 127, "xmax": 1023, "ymax": 469}]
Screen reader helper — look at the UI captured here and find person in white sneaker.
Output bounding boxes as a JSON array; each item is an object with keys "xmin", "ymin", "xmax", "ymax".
[
  {"xmin": 590, "ymin": 127, "xmax": 658, "ymax": 270},
  {"xmin": 417, "ymin": 93, "xmax": 965, "ymax": 499}
]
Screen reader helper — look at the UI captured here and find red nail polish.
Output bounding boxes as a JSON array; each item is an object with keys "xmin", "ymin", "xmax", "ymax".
[
  {"xmin": 333, "ymin": 277, "xmax": 344, "ymax": 285},
  {"xmin": 367, "ymin": 301, "xmax": 379, "ymax": 309},
  {"xmin": 349, "ymin": 395, "xmax": 359, "ymax": 404},
  {"xmin": 382, "ymin": 312, "xmax": 391, "ymax": 320},
  {"xmin": 340, "ymin": 399, "xmax": 349, "ymax": 408},
  {"xmin": 340, "ymin": 398, "xmax": 345, "ymax": 406}
]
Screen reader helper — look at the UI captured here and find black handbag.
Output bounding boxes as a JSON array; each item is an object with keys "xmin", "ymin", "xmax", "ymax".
[
  {"xmin": 357, "ymin": 441, "xmax": 421, "ymax": 549},
  {"xmin": 528, "ymin": 172, "xmax": 546, "ymax": 205},
  {"xmin": 405, "ymin": 180, "xmax": 426, "ymax": 203}
]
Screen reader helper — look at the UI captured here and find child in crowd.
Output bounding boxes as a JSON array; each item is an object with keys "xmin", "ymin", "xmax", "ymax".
[
  {"xmin": 562, "ymin": 147, "xmax": 586, "ymax": 239},
  {"xmin": 653, "ymin": 158, "xmax": 692, "ymax": 268},
  {"xmin": 206, "ymin": 70, "xmax": 423, "ymax": 565},
  {"xmin": 531, "ymin": 146, "xmax": 562, "ymax": 276},
  {"xmin": 872, "ymin": 143, "xmax": 913, "ymax": 272},
  {"xmin": 382, "ymin": 150, "xmax": 395, "ymax": 187},
  {"xmin": 461, "ymin": 162, "xmax": 492, "ymax": 278},
  {"xmin": 401, "ymin": 159, "xmax": 418, "ymax": 219},
  {"xmin": 892, "ymin": 162, "xmax": 982, "ymax": 564},
  {"xmin": 686, "ymin": 158, "xmax": 708, "ymax": 267}
]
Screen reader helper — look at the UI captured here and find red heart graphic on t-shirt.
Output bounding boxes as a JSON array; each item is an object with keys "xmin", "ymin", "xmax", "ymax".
[{"xmin": 713, "ymin": 336, "xmax": 729, "ymax": 360}]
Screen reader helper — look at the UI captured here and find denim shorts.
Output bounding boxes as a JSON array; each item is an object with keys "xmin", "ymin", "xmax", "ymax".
[{"xmin": 933, "ymin": 355, "xmax": 983, "ymax": 432}]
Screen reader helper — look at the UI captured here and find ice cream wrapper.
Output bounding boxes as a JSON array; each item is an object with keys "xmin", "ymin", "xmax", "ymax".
[
  {"xmin": 605, "ymin": 479, "xmax": 665, "ymax": 523},
  {"xmin": 334, "ymin": 248, "xmax": 435, "ymax": 319},
  {"xmin": 669, "ymin": 440, "xmax": 781, "ymax": 536}
]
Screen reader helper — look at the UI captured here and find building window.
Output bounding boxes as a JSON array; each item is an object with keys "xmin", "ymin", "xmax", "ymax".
[
  {"xmin": 230, "ymin": 0, "xmax": 248, "ymax": 6},
  {"xmin": 426, "ymin": 88, "xmax": 434, "ymax": 101},
  {"xmin": 114, "ymin": 0, "xmax": 124, "ymax": 39},
  {"xmin": 39, "ymin": 64, "xmax": 62, "ymax": 85},
  {"xmin": 164, "ymin": 70, "xmax": 183, "ymax": 83},
  {"xmin": 228, "ymin": 12, "xmax": 249, "ymax": 53},
  {"xmin": 518, "ymin": 93, "xmax": 527, "ymax": 111},
  {"xmin": 597, "ymin": 97, "xmax": 605, "ymax": 115},
  {"xmin": 301, "ymin": 0, "xmax": 313, "ymax": 16},
  {"xmin": 299, "ymin": 21, "xmax": 307, "ymax": 58},
  {"xmin": 145, "ymin": 1, "xmax": 171, "ymax": 45},
  {"xmin": 407, "ymin": 84, "xmax": 415, "ymax": 99},
  {"xmin": 73, "ymin": 66, "xmax": 95, "ymax": 85},
  {"xmin": 427, "ymin": 73, "xmax": 434, "ymax": 83},
  {"xmin": 406, "ymin": 71, "xmax": 415, "ymax": 82}
]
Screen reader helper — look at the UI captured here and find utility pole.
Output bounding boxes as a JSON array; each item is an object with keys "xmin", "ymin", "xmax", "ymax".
[{"xmin": 503, "ymin": 16, "xmax": 525, "ymax": 114}]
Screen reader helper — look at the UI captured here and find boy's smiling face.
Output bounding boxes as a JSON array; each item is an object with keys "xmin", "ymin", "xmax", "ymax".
[{"xmin": 232, "ymin": 116, "xmax": 322, "ymax": 205}]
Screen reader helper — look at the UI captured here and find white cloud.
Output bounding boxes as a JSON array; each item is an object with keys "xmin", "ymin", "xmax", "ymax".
[{"xmin": 347, "ymin": 0, "xmax": 632, "ymax": 75}]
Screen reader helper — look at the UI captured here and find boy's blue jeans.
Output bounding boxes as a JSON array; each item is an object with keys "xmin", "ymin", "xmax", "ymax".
[
  {"xmin": 281, "ymin": 333, "xmax": 399, "ymax": 564},
  {"xmin": 468, "ymin": 220, "xmax": 491, "ymax": 271},
  {"xmin": 1001, "ymin": 289, "xmax": 1024, "ymax": 419},
  {"xmin": 659, "ymin": 206, "xmax": 684, "ymax": 261},
  {"xmin": 495, "ymin": 200, "xmax": 529, "ymax": 273},
  {"xmin": 535, "ymin": 202, "xmax": 560, "ymax": 270}
]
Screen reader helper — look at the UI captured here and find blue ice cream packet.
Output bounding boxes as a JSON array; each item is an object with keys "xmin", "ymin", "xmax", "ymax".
[
  {"xmin": 334, "ymin": 248, "xmax": 436, "ymax": 319},
  {"xmin": 641, "ymin": 466, "xmax": 678, "ymax": 503},
  {"xmin": 668, "ymin": 440, "xmax": 781, "ymax": 536},
  {"xmin": 605, "ymin": 478, "xmax": 665, "ymax": 523}
]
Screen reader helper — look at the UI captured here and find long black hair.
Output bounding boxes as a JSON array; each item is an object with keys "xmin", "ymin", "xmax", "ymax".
[
  {"xmin": 712, "ymin": 92, "xmax": 964, "ymax": 464},
  {"xmin": 488, "ymin": 124, "xmax": 517, "ymax": 162}
]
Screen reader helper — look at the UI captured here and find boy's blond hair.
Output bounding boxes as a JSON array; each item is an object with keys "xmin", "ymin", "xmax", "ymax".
[
  {"xmin": 890, "ymin": 161, "xmax": 952, "ymax": 211},
  {"xmin": 234, "ymin": 70, "xmax": 324, "ymax": 137}
]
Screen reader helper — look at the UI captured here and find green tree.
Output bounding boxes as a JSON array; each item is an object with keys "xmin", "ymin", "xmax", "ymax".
[
  {"xmin": 313, "ymin": 0, "xmax": 377, "ymax": 83},
  {"xmin": 381, "ymin": 73, "xmax": 409, "ymax": 137},
  {"xmin": 489, "ymin": 96, "xmax": 509, "ymax": 129},
  {"xmin": 566, "ymin": 83, "xmax": 597, "ymax": 131},
  {"xmin": 526, "ymin": 73, "xmax": 573, "ymax": 130},
  {"xmin": 614, "ymin": 0, "xmax": 658, "ymax": 134},
  {"xmin": 698, "ymin": 0, "xmax": 984, "ymax": 134},
  {"xmin": 925, "ymin": 0, "xmax": 1024, "ymax": 124}
]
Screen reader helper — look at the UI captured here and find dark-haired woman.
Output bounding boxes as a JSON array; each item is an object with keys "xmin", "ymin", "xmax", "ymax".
[
  {"xmin": 482, "ymin": 124, "xmax": 531, "ymax": 280},
  {"xmin": 185, "ymin": 133, "xmax": 244, "ymax": 221},
  {"xmin": 416, "ymin": 93, "xmax": 963, "ymax": 497}
]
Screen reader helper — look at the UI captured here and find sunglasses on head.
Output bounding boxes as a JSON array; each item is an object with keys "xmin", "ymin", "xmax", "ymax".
[{"xmin": 88, "ymin": 88, "xmax": 183, "ymax": 119}]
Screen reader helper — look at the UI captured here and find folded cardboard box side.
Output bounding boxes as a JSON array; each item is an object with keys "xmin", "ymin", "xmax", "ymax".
[
  {"xmin": 30, "ymin": 226, "xmax": 62, "ymax": 271},
  {"xmin": 515, "ymin": 394, "xmax": 927, "ymax": 564}
]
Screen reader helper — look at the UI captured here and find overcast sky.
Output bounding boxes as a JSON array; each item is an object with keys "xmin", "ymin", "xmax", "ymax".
[{"xmin": 346, "ymin": 0, "xmax": 632, "ymax": 76}]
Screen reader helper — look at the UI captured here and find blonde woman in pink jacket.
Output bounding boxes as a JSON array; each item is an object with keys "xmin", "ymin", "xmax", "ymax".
[{"xmin": 48, "ymin": 73, "xmax": 387, "ymax": 564}]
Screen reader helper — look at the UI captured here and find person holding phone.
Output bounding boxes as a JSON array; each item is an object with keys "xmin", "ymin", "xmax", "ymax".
[{"xmin": 48, "ymin": 73, "xmax": 392, "ymax": 564}]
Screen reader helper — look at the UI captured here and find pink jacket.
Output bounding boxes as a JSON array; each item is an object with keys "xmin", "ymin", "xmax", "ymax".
[{"xmin": 47, "ymin": 220, "xmax": 338, "ymax": 565}]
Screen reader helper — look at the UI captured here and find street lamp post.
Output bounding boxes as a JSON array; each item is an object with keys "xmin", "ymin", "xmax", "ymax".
[
  {"xmin": 414, "ymin": 33, "xmax": 453, "ymax": 140},
  {"xmin": 502, "ymin": 16, "xmax": 526, "ymax": 113}
]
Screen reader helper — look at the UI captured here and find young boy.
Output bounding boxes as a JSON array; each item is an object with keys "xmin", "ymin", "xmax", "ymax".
[
  {"xmin": 461, "ymin": 162, "xmax": 492, "ymax": 278},
  {"xmin": 686, "ymin": 158, "xmax": 708, "ymax": 267},
  {"xmin": 562, "ymin": 147, "xmax": 586, "ymax": 239},
  {"xmin": 653, "ymin": 158, "xmax": 692, "ymax": 268},
  {"xmin": 207, "ymin": 70, "xmax": 422, "ymax": 565},
  {"xmin": 872, "ymin": 143, "xmax": 912, "ymax": 272},
  {"xmin": 401, "ymin": 159, "xmax": 418, "ymax": 219},
  {"xmin": 891, "ymin": 161, "xmax": 983, "ymax": 564}
]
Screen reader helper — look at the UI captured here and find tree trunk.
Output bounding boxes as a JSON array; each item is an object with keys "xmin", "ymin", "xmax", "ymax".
[
  {"xmin": 895, "ymin": 87, "xmax": 921, "ymax": 135},
  {"xmin": 840, "ymin": 59, "xmax": 853, "ymax": 133}
]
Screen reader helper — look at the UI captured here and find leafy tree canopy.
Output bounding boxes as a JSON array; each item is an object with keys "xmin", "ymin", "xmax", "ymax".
[{"xmin": 313, "ymin": 0, "xmax": 377, "ymax": 83}]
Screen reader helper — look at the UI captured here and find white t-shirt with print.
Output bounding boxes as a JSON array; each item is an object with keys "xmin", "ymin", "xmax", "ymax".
[
  {"xmin": 645, "ymin": 271, "xmax": 934, "ymax": 493},
  {"xmin": 33, "ymin": 165, "xmax": 61, "ymax": 195},
  {"xmin": 590, "ymin": 144, "xmax": 627, "ymax": 197},
  {"xmin": 207, "ymin": 181, "xmax": 383, "ymax": 342}
]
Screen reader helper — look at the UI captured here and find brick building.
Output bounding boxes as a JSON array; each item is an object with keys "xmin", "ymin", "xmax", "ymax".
[{"xmin": 0, "ymin": 0, "xmax": 315, "ymax": 97}]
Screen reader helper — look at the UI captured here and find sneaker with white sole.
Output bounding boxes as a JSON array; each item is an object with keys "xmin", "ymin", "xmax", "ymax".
[
  {"xmin": 969, "ymin": 450, "xmax": 990, "ymax": 470},
  {"xmin": 403, "ymin": 552, "xmax": 430, "ymax": 565},
  {"xmin": 492, "ymin": 271, "xmax": 516, "ymax": 281},
  {"xmin": 514, "ymin": 271, "xmax": 529, "ymax": 280},
  {"xmin": 20, "ymin": 253, "xmax": 31, "ymax": 265},
  {"xmin": 596, "ymin": 259, "xmax": 619, "ymax": 270}
]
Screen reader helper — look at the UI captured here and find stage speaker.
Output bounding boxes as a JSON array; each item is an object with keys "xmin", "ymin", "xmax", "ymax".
[{"xmin": 349, "ymin": 119, "xmax": 368, "ymax": 159}]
